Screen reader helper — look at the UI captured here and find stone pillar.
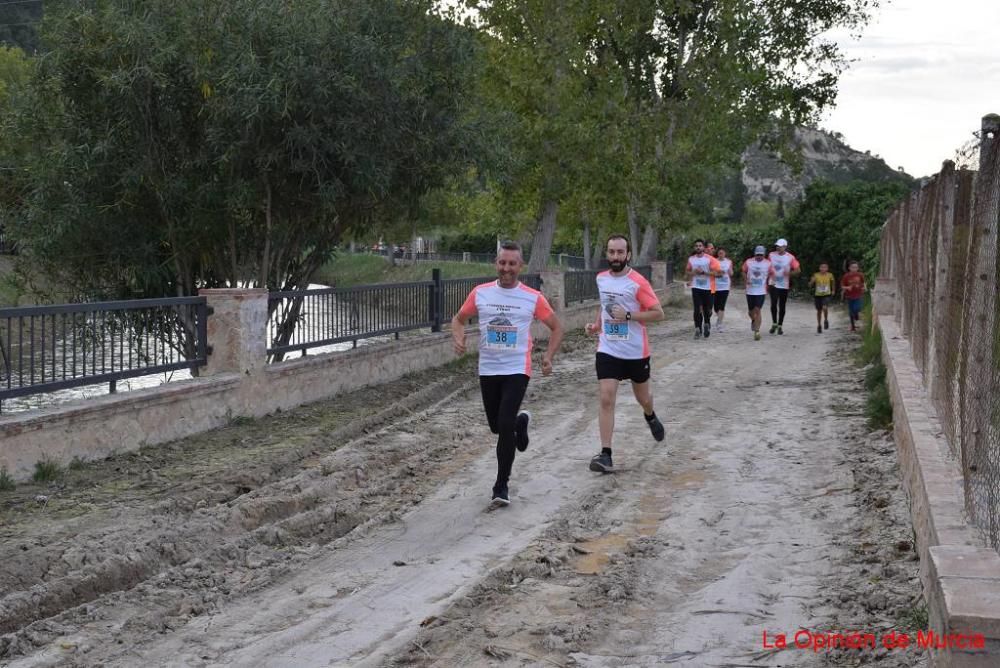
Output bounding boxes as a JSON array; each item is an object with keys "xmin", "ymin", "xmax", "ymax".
[
  {"xmin": 462, "ymin": 251, "xmax": 471, "ymax": 263},
  {"xmin": 538, "ymin": 270, "xmax": 565, "ymax": 314},
  {"xmin": 199, "ymin": 288, "xmax": 269, "ymax": 377},
  {"xmin": 650, "ymin": 261, "xmax": 667, "ymax": 290}
]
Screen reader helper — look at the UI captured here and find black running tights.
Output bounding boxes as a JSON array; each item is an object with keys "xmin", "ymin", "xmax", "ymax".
[
  {"xmin": 769, "ymin": 287, "xmax": 790, "ymax": 325},
  {"xmin": 692, "ymin": 288, "xmax": 714, "ymax": 329},
  {"xmin": 480, "ymin": 374, "xmax": 530, "ymax": 486}
]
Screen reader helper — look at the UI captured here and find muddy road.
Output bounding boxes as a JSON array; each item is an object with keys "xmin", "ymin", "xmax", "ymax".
[{"xmin": 1, "ymin": 296, "xmax": 925, "ymax": 667}]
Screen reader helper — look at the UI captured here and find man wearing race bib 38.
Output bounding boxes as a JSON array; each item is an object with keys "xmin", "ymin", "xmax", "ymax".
[
  {"xmin": 452, "ymin": 241, "xmax": 564, "ymax": 508},
  {"xmin": 584, "ymin": 235, "xmax": 665, "ymax": 473}
]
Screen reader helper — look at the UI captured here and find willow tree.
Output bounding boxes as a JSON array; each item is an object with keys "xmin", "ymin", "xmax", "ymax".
[{"xmin": 8, "ymin": 0, "xmax": 489, "ymax": 299}]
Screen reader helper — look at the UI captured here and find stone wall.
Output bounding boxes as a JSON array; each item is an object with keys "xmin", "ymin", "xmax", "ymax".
[{"xmin": 876, "ymin": 286, "xmax": 1000, "ymax": 667}]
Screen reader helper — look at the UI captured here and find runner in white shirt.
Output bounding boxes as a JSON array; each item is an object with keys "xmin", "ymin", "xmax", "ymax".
[
  {"xmin": 584, "ymin": 235, "xmax": 665, "ymax": 473},
  {"xmin": 684, "ymin": 239, "xmax": 722, "ymax": 339},
  {"xmin": 452, "ymin": 241, "xmax": 564, "ymax": 507},
  {"xmin": 712, "ymin": 248, "xmax": 734, "ymax": 332},
  {"xmin": 767, "ymin": 238, "xmax": 801, "ymax": 335},
  {"xmin": 743, "ymin": 245, "xmax": 774, "ymax": 341}
]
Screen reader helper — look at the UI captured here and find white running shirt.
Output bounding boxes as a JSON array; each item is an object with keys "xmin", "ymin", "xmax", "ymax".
[
  {"xmin": 596, "ymin": 269, "xmax": 660, "ymax": 360},
  {"xmin": 743, "ymin": 258, "xmax": 773, "ymax": 296},
  {"xmin": 458, "ymin": 281, "xmax": 554, "ymax": 376},
  {"xmin": 687, "ymin": 254, "xmax": 720, "ymax": 291},
  {"xmin": 715, "ymin": 258, "xmax": 733, "ymax": 291},
  {"xmin": 768, "ymin": 251, "xmax": 800, "ymax": 290}
]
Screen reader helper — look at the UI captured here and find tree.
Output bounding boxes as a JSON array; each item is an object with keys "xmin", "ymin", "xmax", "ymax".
[
  {"xmin": 782, "ymin": 180, "xmax": 911, "ymax": 283},
  {"xmin": 8, "ymin": 0, "xmax": 489, "ymax": 303},
  {"xmin": 462, "ymin": 0, "xmax": 879, "ymax": 266}
]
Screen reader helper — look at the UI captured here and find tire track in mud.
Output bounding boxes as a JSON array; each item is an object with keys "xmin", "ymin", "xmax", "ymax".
[{"xmin": 386, "ymin": 302, "xmax": 925, "ymax": 668}]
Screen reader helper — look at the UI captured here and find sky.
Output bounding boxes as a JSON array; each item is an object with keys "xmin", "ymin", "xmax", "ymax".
[{"xmin": 823, "ymin": 0, "xmax": 1000, "ymax": 177}]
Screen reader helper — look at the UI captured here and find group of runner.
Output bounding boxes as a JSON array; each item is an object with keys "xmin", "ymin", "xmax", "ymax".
[
  {"xmin": 685, "ymin": 238, "xmax": 867, "ymax": 339},
  {"xmin": 451, "ymin": 235, "xmax": 867, "ymax": 508}
]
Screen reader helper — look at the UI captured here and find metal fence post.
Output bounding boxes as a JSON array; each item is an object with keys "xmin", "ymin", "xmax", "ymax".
[{"xmin": 431, "ymin": 268, "xmax": 442, "ymax": 332}]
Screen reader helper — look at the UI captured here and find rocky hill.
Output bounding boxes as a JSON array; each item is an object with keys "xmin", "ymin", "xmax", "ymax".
[{"xmin": 742, "ymin": 126, "xmax": 914, "ymax": 202}]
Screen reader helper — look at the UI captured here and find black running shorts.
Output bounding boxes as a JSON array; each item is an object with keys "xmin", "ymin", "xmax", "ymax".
[
  {"xmin": 713, "ymin": 290, "xmax": 730, "ymax": 312},
  {"xmin": 596, "ymin": 352, "xmax": 651, "ymax": 383},
  {"xmin": 746, "ymin": 294, "xmax": 766, "ymax": 310},
  {"xmin": 814, "ymin": 295, "xmax": 830, "ymax": 310}
]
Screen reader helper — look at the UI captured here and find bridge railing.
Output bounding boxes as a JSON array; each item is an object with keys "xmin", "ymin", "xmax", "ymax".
[{"xmin": 879, "ymin": 113, "xmax": 1000, "ymax": 552}]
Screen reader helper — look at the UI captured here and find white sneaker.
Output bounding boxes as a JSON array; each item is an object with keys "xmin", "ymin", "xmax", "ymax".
[{"xmin": 717, "ymin": 324, "xmax": 724, "ymax": 333}]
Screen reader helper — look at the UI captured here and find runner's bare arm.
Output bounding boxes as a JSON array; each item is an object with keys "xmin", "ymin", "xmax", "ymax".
[
  {"xmin": 450, "ymin": 313, "xmax": 470, "ymax": 355},
  {"xmin": 630, "ymin": 302, "xmax": 664, "ymax": 323},
  {"xmin": 540, "ymin": 313, "xmax": 563, "ymax": 376}
]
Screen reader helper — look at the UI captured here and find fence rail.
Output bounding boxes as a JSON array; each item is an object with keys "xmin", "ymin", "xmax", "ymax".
[
  {"xmin": 879, "ymin": 113, "xmax": 1000, "ymax": 553},
  {"xmin": 0, "ymin": 297, "xmax": 208, "ymax": 407},
  {"xmin": 267, "ymin": 272, "xmax": 542, "ymax": 359}
]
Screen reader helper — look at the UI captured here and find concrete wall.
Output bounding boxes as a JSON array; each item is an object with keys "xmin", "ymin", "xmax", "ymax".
[
  {"xmin": 0, "ymin": 274, "xmax": 679, "ymax": 481},
  {"xmin": 876, "ymin": 283, "xmax": 1000, "ymax": 667}
]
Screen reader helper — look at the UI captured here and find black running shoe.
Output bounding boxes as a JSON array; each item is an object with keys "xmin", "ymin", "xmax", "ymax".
[
  {"xmin": 817, "ymin": 325, "xmax": 822, "ymax": 334},
  {"xmin": 777, "ymin": 325, "xmax": 784, "ymax": 335},
  {"xmin": 515, "ymin": 411, "xmax": 531, "ymax": 452},
  {"xmin": 646, "ymin": 414, "xmax": 665, "ymax": 442},
  {"xmin": 694, "ymin": 328, "xmax": 702, "ymax": 339},
  {"xmin": 824, "ymin": 319, "xmax": 829, "ymax": 330},
  {"xmin": 769, "ymin": 324, "xmax": 778, "ymax": 334},
  {"xmin": 490, "ymin": 484, "xmax": 510, "ymax": 507},
  {"xmin": 703, "ymin": 322, "xmax": 711, "ymax": 338},
  {"xmin": 589, "ymin": 451, "xmax": 614, "ymax": 473}
]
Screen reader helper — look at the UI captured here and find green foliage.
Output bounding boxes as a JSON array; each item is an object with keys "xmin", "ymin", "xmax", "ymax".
[
  {"xmin": 782, "ymin": 180, "xmax": 911, "ymax": 285},
  {"xmin": 32, "ymin": 457, "xmax": 62, "ymax": 482},
  {"xmin": 866, "ymin": 372, "xmax": 893, "ymax": 430},
  {"xmin": 0, "ymin": 466, "xmax": 14, "ymax": 491},
  {"xmin": 856, "ymin": 300, "xmax": 882, "ymax": 366},
  {"xmin": 8, "ymin": 0, "xmax": 489, "ymax": 301}
]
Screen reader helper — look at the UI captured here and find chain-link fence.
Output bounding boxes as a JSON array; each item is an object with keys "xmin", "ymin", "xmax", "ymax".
[{"xmin": 879, "ymin": 113, "xmax": 1000, "ymax": 552}]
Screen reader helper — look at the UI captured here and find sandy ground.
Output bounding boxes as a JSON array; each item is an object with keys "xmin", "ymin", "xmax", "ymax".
[{"xmin": 0, "ymin": 295, "xmax": 926, "ymax": 667}]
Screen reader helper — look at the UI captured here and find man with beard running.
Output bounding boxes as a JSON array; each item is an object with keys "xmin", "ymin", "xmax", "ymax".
[
  {"xmin": 452, "ymin": 241, "xmax": 564, "ymax": 508},
  {"xmin": 685, "ymin": 239, "xmax": 722, "ymax": 338},
  {"xmin": 768, "ymin": 238, "xmax": 800, "ymax": 335},
  {"xmin": 743, "ymin": 246, "xmax": 774, "ymax": 341},
  {"xmin": 585, "ymin": 235, "xmax": 666, "ymax": 473}
]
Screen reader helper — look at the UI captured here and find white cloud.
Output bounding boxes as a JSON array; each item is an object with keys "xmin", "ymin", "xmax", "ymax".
[{"xmin": 822, "ymin": 0, "xmax": 1000, "ymax": 177}]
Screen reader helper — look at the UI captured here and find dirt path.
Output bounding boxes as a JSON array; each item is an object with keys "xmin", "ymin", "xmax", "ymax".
[{"xmin": 1, "ymin": 296, "xmax": 925, "ymax": 667}]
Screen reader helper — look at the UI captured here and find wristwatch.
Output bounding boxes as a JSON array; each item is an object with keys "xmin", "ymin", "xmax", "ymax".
[{"xmin": 625, "ymin": 311, "xmax": 632, "ymax": 321}]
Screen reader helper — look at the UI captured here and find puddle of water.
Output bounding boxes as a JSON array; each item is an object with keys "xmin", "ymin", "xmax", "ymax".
[{"xmin": 574, "ymin": 490, "xmax": 673, "ymax": 574}]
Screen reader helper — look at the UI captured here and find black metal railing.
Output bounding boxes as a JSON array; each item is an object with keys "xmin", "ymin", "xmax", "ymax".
[
  {"xmin": 0, "ymin": 297, "xmax": 208, "ymax": 407},
  {"xmin": 565, "ymin": 270, "xmax": 601, "ymax": 304},
  {"xmin": 268, "ymin": 271, "xmax": 543, "ymax": 360}
]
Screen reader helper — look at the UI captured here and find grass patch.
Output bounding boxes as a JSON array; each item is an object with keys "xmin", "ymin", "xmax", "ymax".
[
  {"xmin": 0, "ymin": 467, "xmax": 15, "ymax": 491},
  {"xmin": 314, "ymin": 254, "xmax": 499, "ymax": 287},
  {"xmin": 33, "ymin": 457, "xmax": 63, "ymax": 482},
  {"xmin": 897, "ymin": 603, "xmax": 929, "ymax": 633},
  {"xmin": 855, "ymin": 298, "xmax": 882, "ymax": 366},
  {"xmin": 68, "ymin": 457, "xmax": 87, "ymax": 471},
  {"xmin": 855, "ymin": 297, "xmax": 893, "ymax": 429}
]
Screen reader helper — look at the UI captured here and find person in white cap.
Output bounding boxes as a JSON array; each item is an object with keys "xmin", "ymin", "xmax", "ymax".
[
  {"xmin": 743, "ymin": 245, "xmax": 774, "ymax": 340},
  {"xmin": 767, "ymin": 238, "xmax": 800, "ymax": 335}
]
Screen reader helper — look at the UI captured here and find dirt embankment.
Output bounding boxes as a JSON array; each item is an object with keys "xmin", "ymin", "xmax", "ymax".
[{"xmin": 1, "ymin": 301, "xmax": 925, "ymax": 667}]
